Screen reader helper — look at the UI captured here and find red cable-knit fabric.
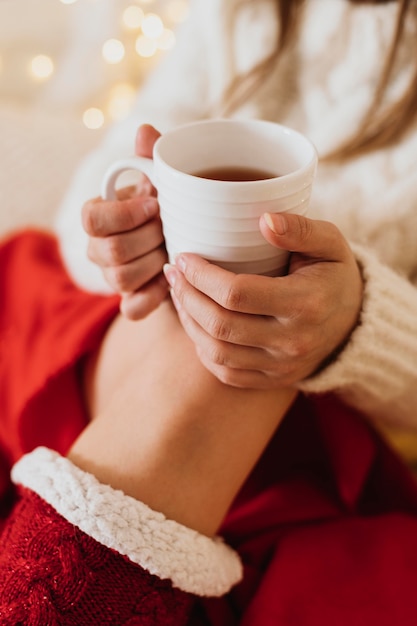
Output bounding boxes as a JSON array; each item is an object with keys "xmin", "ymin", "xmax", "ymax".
[
  {"xmin": 0, "ymin": 487, "xmax": 191, "ymax": 625},
  {"xmin": 0, "ymin": 229, "xmax": 120, "ymax": 465},
  {"xmin": 2, "ymin": 230, "xmax": 417, "ymax": 625}
]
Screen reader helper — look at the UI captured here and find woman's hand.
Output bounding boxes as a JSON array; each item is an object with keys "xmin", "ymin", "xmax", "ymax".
[
  {"xmin": 82, "ymin": 124, "xmax": 169, "ymax": 319},
  {"xmin": 163, "ymin": 212, "xmax": 363, "ymax": 389}
]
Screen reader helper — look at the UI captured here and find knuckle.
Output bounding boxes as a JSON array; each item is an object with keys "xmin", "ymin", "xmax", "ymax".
[
  {"xmin": 284, "ymin": 333, "xmax": 313, "ymax": 360},
  {"xmin": 104, "ymin": 235, "xmax": 126, "ymax": 265},
  {"xmin": 205, "ymin": 312, "xmax": 232, "ymax": 341},
  {"xmin": 221, "ymin": 275, "xmax": 246, "ymax": 311},
  {"xmin": 295, "ymin": 214, "xmax": 314, "ymax": 243},
  {"xmin": 105, "ymin": 265, "xmax": 130, "ymax": 292},
  {"xmin": 206, "ymin": 342, "xmax": 228, "ymax": 367}
]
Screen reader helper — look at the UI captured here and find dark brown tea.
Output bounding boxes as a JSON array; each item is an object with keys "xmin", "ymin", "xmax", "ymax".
[{"xmin": 192, "ymin": 165, "xmax": 278, "ymax": 181}]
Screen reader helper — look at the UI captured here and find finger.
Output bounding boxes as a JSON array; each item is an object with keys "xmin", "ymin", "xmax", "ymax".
[
  {"xmin": 132, "ymin": 125, "xmax": 161, "ymax": 197},
  {"xmin": 88, "ymin": 218, "xmax": 164, "ymax": 267},
  {"xmin": 172, "ymin": 291, "xmax": 280, "ymax": 369},
  {"xmin": 135, "ymin": 173, "xmax": 157, "ymax": 198},
  {"xmin": 103, "ymin": 246, "xmax": 167, "ymax": 293},
  {"xmin": 98, "ymin": 182, "xmax": 155, "ymax": 201},
  {"xmin": 115, "ymin": 185, "xmax": 141, "ymax": 201},
  {"xmin": 164, "ymin": 264, "xmax": 277, "ymax": 347},
  {"xmin": 120, "ymin": 273, "xmax": 169, "ymax": 321},
  {"xmin": 135, "ymin": 124, "xmax": 161, "ymax": 158},
  {"xmin": 170, "ymin": 305, "xmax": 275, "ymax": 389},
  {"xmin": 259, "ymin": 212, "xmax": 350, "ymax": 261},
  {"xmin": 196, "ymin": 361, "xmax": 279, "ymax": 389},
  {"xmin": 193, "ymin": 354, "xmax": 273, "ymax": 389},
  {"xmin": 173, "ymin": 254, "xmax": 299, "ymax": 317},
  {"xmin": 82, "ymin": 195, "xmax": 159, "ymax": 237}
]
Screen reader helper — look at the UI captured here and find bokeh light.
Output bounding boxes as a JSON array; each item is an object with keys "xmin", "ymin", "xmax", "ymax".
[
  {"xmin": 102, "ymin": 39, "xmax": 125, "ymax": 64},
  {"xmin": 135, "ymin": 35, "xmax": 157, "ymax": 58},
  {"xmin": 122, "ymin": 5, "xmax": 144, "ymax": 30},
  {"xmin": 83, "ymin": 107, "xmax": 105, "ymax": 129},
  {"xmin": 1, "ymin": 0, "xmax": 185, "ymax": 129},
  {"xmin": 29, "ymin": 55, "xmax": 54, "ymax": 81},
  {"xmin": 107, "ymin": 83, "xmax": 137, "ymax": 121},
  {"xmin": 141, "ymin": 13, "xmax": 164, "ymax": 39}
]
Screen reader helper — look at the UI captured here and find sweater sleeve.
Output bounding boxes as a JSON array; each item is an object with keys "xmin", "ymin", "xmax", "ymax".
[
  {"xmin": 298, "ymin": 244, "xmax": 417, "ymax": 431},
  {"xmin": 0, "ymin": 447, "xmax": 242, "ymax": 625}
]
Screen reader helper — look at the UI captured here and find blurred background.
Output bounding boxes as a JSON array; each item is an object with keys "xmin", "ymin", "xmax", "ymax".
[{"xmin": 0, "ymin": 0, "xmax": 188, "ymax": 233}]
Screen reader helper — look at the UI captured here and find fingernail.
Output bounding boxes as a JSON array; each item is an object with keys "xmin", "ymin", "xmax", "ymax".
[
  {"xmin": 175, "ymin": 254, "xmax": 186, "ymax": 273},
  {"xmin": 163, "ymin": 263, "xmax": 178, "ymax": 288},
  {"xmin": 143, "ymin": 197, "xmax": 158, "ymax": 218},
  {"xmin": 264, "ymin": 212, "xmax": 287, "ymax": 235}
]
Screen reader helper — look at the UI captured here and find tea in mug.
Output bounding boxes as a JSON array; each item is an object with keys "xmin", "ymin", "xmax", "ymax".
[{"xmin": 192, "ymin": 165, "xmax": 278, "ymax": 182}]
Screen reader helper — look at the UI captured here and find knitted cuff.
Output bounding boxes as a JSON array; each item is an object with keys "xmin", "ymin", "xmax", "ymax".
[
  {"xmin": 12, "ymin": 447, "xmax": 243, "ymax": 597},
  {"xmin": 298, "ymin": 243, "xmax": 417, "ymax": 401}
]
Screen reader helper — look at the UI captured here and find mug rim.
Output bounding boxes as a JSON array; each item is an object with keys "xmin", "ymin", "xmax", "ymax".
[{"xmin": 152, "ymin": 119, "xmax": 318, "ymax": 202}]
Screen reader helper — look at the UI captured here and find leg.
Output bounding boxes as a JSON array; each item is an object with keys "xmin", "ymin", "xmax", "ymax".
[{"xmin": 69, "ymin": 301, "xmax": 297, "ymax": 536}]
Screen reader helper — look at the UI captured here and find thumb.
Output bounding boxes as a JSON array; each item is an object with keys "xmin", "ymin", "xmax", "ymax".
[
  {"xmin": 259, "ymin": 212, "xmax": 347, "ymax": 261},
  {"xmin": 135, "ymin": 124, "xmax": 161, "ymax": 158}
]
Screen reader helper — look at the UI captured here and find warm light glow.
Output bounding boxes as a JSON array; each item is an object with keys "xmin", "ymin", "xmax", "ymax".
[
  {"xmin": 157, "ymin": 28, "xmax": 176, "ymax": 51},
  {"xmin": 29, "ymin": 55, "xmax": 54, "ymax": 81},
  {"xmin": 107, "ymin": 83, "xmax": 136, "ymax": 120},
  {"xmin": 102, "ymin": 39, "xmax": 125, "ymax": 64},
  {"xmin": 135, "ymin": 35, "xmax": 157, "ymax": 58},
  {"xmin": 11, "ymin": 1, "xmax": 182, "ymax": 129},
  {"xmin": 165, "ymin": 0, "xmax": 189, "ymax": 23},
  {"xmin": 141, "ymin": 13, "xmax": 164, "ymax": 39},
  {"xmin": 122, "ymin": 5, "xmax": 144, "ymax": 30},
  {"xmin": 83, "ymin": 107, "xmax": 105, "ymax": 129}
]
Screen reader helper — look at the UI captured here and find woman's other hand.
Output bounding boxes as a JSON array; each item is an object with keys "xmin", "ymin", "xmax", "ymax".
[
  {"xmin": 82, "ymin": 124, "xmax": 169, "ymax": 320},
  {"xmin": 163, "ymin": 213, "xmax": 363, "ymax": 389}
]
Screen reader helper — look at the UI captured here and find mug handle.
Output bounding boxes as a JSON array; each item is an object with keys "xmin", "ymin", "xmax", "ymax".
[{"xmin": 101, "ymin": 156, "xmax": 155, "ymax": 201}]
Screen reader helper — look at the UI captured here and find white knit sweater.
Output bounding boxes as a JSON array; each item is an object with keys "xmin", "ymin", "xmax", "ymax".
[{"xmin": 55, "ymin": 0, "xmax": 417, "ymax": 430}]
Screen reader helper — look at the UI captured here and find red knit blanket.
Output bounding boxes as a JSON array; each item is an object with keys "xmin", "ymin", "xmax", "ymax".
[{"xmin": 1, "ymin": 230, "xmax": 417, "ymax": 625}]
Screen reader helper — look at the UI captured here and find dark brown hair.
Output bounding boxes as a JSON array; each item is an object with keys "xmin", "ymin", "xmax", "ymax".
[{"xmin": 223, "ymin": 0, "xmax": 417, "ymax": 160}]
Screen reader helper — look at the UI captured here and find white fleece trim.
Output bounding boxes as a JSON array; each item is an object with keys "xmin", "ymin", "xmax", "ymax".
[{"xmin": 12, "ymin": 447, "xmax": 243, "ymax": 597}]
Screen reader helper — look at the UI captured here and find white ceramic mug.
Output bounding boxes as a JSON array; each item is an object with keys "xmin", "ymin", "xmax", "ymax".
[{"xmin": 101, "ymin": 119, "xmax": 317, "ymax": 275}]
